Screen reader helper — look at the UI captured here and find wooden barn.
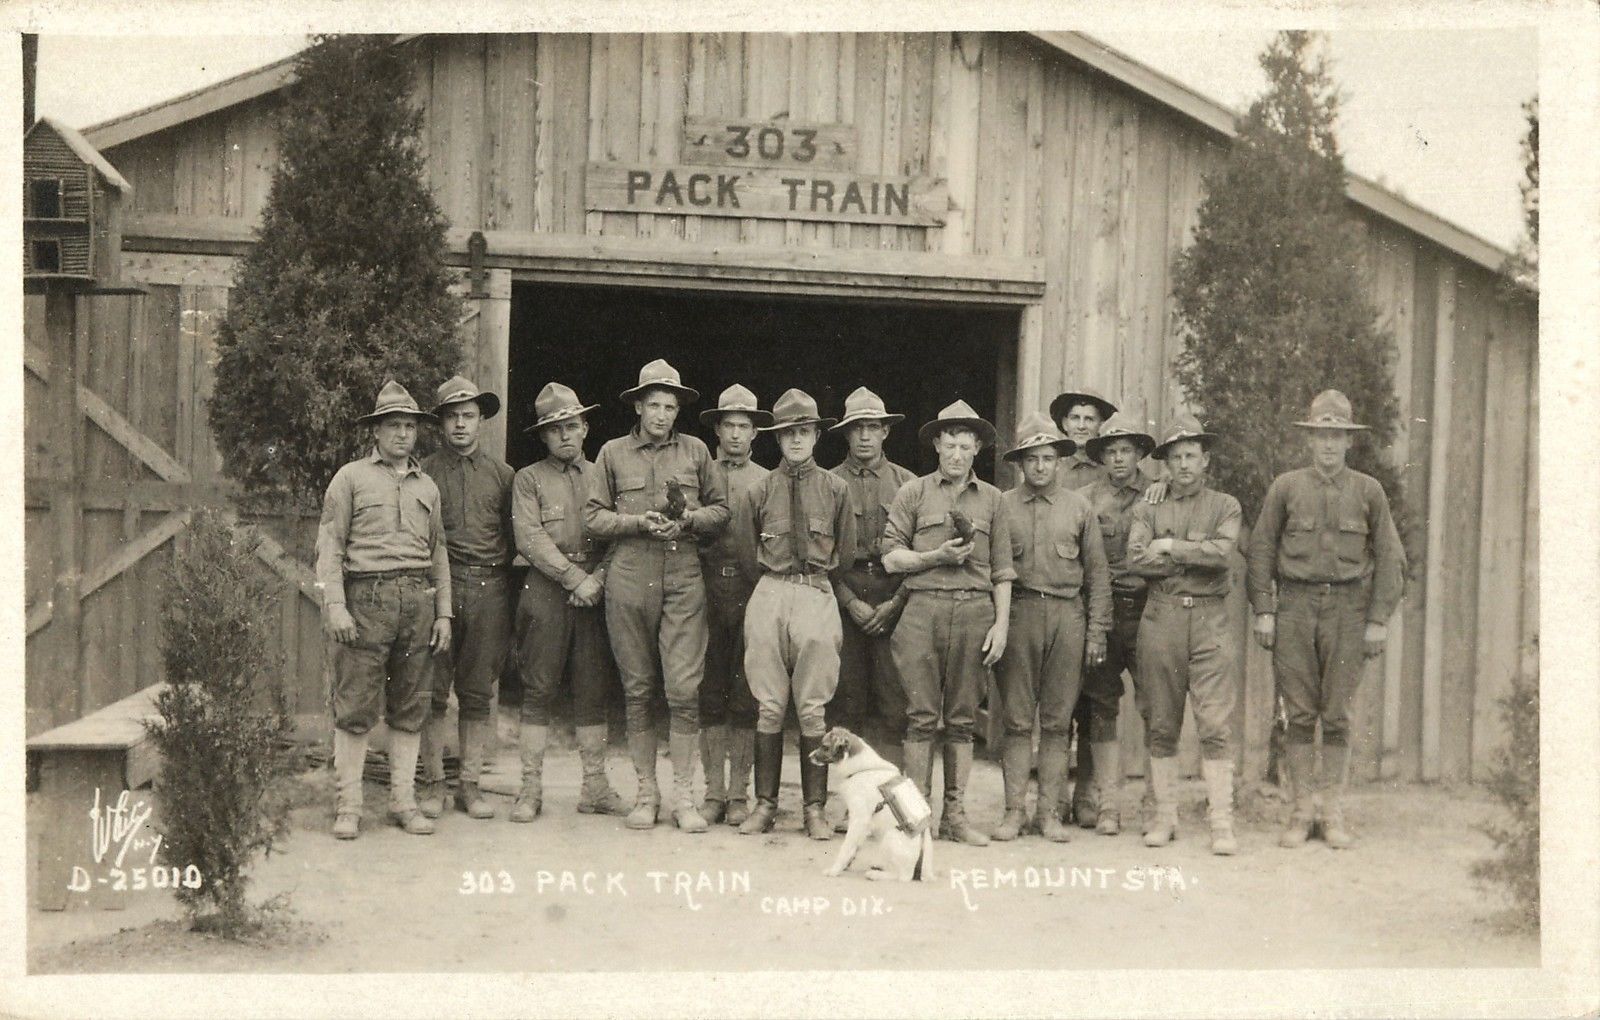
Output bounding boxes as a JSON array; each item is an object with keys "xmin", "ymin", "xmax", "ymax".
[{"xmin": 24, "ymin": 31, "xmax": 1537, "ymax": 785}]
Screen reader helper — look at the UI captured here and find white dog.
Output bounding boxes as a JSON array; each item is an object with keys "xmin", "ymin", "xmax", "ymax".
[{"xmin": 808, "ymin": 727, "xmax": 934, "ymax": 882}]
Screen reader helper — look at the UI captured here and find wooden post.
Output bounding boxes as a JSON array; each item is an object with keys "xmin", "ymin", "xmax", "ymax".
[
  {"xmin": 46, "ymin": 286, "xmax": 84, "ymax": 726},
  {"xmin": 477, "ymin": 269, "xmax": 512, "ymax": 464},
  {"xmin": 1420, "ymin": 262, "xmax": 1456, "ymax": 782}
]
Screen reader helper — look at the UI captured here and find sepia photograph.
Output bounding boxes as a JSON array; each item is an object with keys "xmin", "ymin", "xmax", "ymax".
[{"xmin": 7, "ymin": 3, "xmax": 1596, "ymax": 1017}]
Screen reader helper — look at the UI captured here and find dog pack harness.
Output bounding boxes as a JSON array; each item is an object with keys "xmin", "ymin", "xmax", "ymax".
[{"xmin": 875, "ymin": 774, "xmax": 932, "ymax": 836}]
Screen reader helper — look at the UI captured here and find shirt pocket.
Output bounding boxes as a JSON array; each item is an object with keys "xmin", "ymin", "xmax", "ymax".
[
  {"xmin": 401, "ymin": 494, "xmax": 433, "ymax": 541},
  {"xmin": 614, "ymin": 472, "xmax": 648, "ymax": 515},
  {"xmin": 1053, "ymin": 534, "xmax": 1080, "ymax": 563},
  {"xmin": 1335, "ymin": 516, "xmax": 1369, "ymax": 566},
  {"xmin": 806, "ymin": 514, "xmax": 836, "ymax": 565},
  {"xmin": 968, "ymin": 513, "xmax": 994, "ymax": 567},
  {"xmin": 673, "ymin": 470, "xmax": 703, "ymax": 513},
  {"xmin": 1097, "ymin": 513, "xmax": 1124, "ymax": 559},
  {"xmin": 1282, "ymin": 514, "xmax": 1317, "ymax": 561},
  {"xmin": 352, "ymin": 499, "xmax": 391, "ymax": 540},
  {"xmin": 758, "ymin": 516, "xmax": 793, "ymax": 561},
  {"xmin": 911, "ymin": 514, "xmax": 947, "ymax": 554}
]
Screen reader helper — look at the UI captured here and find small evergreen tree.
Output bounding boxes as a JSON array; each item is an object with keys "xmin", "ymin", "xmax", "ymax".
[
  {"xmin": 1502, "ymin": 98, "xmax": 1537, "ymax": 294},
  {"xmin": 209, "ymin": 35, "xmax": 462, "ymax": 508},
  {"xmin": 1170, "ymin": 31, "xmax": 1403, "ymax": 525},
  {"xmin": 147, "ymin": 509, "xmax": 295, "ymax": 936},
  {"xmin": 1472, "ymin": 660, "xmax": 1539, "ymax": 930}
]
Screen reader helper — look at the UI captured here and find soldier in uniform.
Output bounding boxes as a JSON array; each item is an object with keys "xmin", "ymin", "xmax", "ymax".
[
  {"xmin": 585, "ymin": 359, "xmax": 729, "ymax": 833},
  {"xmin": 729, "ymin": 389, "xmax": 857, "ymax": 839},
  {"xmin": 418, "ymin": 376, "xmax": 514, "ymax": 823},
  {"xmin": 1079, "ymin": 414, "xmax": 1160, "ymax": 835},
  {"xmin": 1125, "ymin": 416, "xmax": 1243, "ymax": 855},
  {"xmin": 696, "ymin": 384, "xmax": 772, "ymax": 826},
  {"xmin": 993, "ymin": 413, "xmax": 1111, "ymax": 843},
  {"xmin": 508, "ymin": 382, "xmax": 627, "ymax": 822},
  {"xmin": 1247, "ymin": 390, "xmax": 1405, "ymax": 850},
  {"xmin": 826, "ymin": 387, "xmax": 917, "ymax": 773},
  {"xmin": 882, "ymin": 400, "xmax": 1016, "ymax": 847},
  {"xmin": 316, "ymin": 381, "xmax": 453, "ymax": 839},
  {"xmin": 1048, "ymin": 387, "xmax": 1122, "ymax": 827}
]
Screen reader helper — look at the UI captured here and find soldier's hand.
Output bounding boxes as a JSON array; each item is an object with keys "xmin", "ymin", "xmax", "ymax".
[
  {"xmin": 1143, "ymin": 479, "xmax": 1169, "ymax": 505},
  {"xmin": 864, "ymin": 600, "xmax": 901, "ymax": 636},
  {"xmin": 1254, "ymin": 613, "xmax": 1276, "ymax": 650},
  {"xmin": 429, "ymin": 618, "xmax": 452, "ymax": 655},
  {"xmin": 935, "ymin": 537, "xmax": 974, "ymax": 566},
  {"xmin": 846, "ymin": 599, "xmax": 876, "ymax": 630},
  {"xmin": 572, "ymin": 573, "xmax": 604, "ymax": 607},
  {"xmin": 981, "ymin": 621, "xmax": 1008, "ymax": 667},
  {"xmin": 324, "ymin": 604, "xmax": 358, "ymax": 645},
  {"xmin": 1363, "ymin": 621, "xmax": 1387, "ymax": 659},
  {"xmin": 1147, "ymin": 537, "xmax": 1175, "ymax": 557},
  {"xmin": 1086, "ymin": 634, "xmax": 1107, "ymax": 667}
]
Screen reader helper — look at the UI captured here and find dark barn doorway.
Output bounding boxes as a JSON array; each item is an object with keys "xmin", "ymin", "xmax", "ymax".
[{"xmin": 505, "ymin": 283, "xmax": 1015, "ymax": 479}]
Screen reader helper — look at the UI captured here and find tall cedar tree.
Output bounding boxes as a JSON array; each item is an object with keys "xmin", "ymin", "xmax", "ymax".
[
  {"xmin": 1502, "ymin": 98, "xmax": 1538, "ymax": 293},
  {"xmin": 1170, "ymin": 32, "xmax": 1403, "ymax": 528},
  {"xmin": 209, "ymin": 35, "xmax": 461, "ymax": 508}
]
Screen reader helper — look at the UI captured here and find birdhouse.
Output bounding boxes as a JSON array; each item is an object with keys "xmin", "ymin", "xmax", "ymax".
[{"xmin": 23, "ymin": 116, "xmax": 131, "ymax": 291}]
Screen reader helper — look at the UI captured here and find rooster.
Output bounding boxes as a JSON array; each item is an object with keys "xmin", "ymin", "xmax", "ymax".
[
  {"xmin": 948, "ymin": 509, "xmax": 976, "ymax": 545},
  {"xmin": 663, "ymin": 479, "xmax": 688, "ymax": 521}
]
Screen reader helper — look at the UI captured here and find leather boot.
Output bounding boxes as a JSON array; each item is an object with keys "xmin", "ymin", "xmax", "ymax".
[
  {"xmin": 625, "ymin": 729, "xmax": 660, "ymax": 830},
  {"xmin": 739, "ymin": 730, "xmax": 783, "ymax": 835},
  {"xmin": 903, "ymin": 740, "xmax": 934, "ymax": 801},
  {"xmin": 668, "ymin": 730, "xmax": 709, "ymax": 833},
  {"xmin": 699, "ymin": 724, "xmax": 729, "ymax": 824},
  {"xmin": 1071, "ymin": 732, "xmax": 1098, "ymax": 828},
  {"xmin": 509, "ymin": 724, "xmax": 547, "ymax": 823},
  {"xmin": 1092, "ymin": 741, "xmax": 1123, "ymax": 836},
  {"xmin": 937, "ymin": 742, "xmax": 989, "ymax": 846},
  {"xmin": 1140, "ymin": 748, "xmax": 1156, "ymax": 834},
  {"xmin": 799, "ymin": 733, "xmax": 832, "ymax": 840},
  {"xmin": 725, "ymin": 727, "xmax": 755, "ymax": 826},
  {"xmin": 1143, "ymin": 756, "xmax": 1179, "ymax": 848},
  {"xmin": 1034, "ymin": 734, "xmax": 1073, "ymax": 843},
  {"xmin": 575, "ymin": 724, "xmax": 626, "ymax": 815},
  {"xmin": 991, "ymin": 734, "xmax": 1032, "ymax": 841},
  {"xmin": 456, "ymin": 717, "xmax": 496, "ymax": 820},
  {"xmin": 1320, "ymin": 743, "xmax": 1356, "ymax": 849},
  {"xmin": 417, "ymin": 712, "xmax": 450, "ymax": 819},
  {"xmin": 1279, "ymin": 742, "xmax": 1318, "ymax": 848},
  {"xmin": 332, "ymin": 728, "xmax": 368, "ymax": 840},
  {"xmin": 387, "ymin": 728, "xmax": 434, "ymax": 835},
  {"xmin": 1202, "ymin": 758, "xmax": 1238, "ymax": 855}
]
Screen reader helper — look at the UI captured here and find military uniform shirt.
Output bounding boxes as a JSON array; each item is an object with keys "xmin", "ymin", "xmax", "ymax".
[
  {"xmin": 1126, "ymin": 484, "xmax": 1242, "ymax": 599},
  {"xmin": 732, "ymin": 459, "xmax": 858, "ymax": 582},
  {"xmin": 1245, "ymin": 465, "xmax": 1406, "ymax": 621},
  {"xmin": 584, "ymin": 427, "xmax": 730, "ymax": 566},
  {"xmin": 513, "ymin": 456, "xmax": 609, "ymax": 591},
  {"xmin": 315, "ymin": 450, "xmax": 452, "ymax": 616},
  {"xmin": 701, "ymin": 456, "xmax": 770, "ymax": 571},
  {"xmin": 1004, "ymin": 482, "xmax": 1113, "ymax": 637},
  {"xmin": 1083, "ymin": 468, "xmax": 1158, "ymax": 596},
  {"xmin": 883, "ymin": 471, "xmax": 1017, "ymax": 592},
  {"xmin": 832, "ymin": 456, "xmax": 918, "ymax": 563},
  {"xmin": 1060, "ymin": 453, "xmax": 1106, "ymax": 492},
  {"xmin": 421, "ymin": 446, "xmax": 515, "ymax": 567}
]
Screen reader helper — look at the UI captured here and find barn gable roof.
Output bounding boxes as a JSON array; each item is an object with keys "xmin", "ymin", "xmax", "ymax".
[
  {"xmin": 79, "ymin": 31, "xmax": 1513, "ymax": 274},
  {"xmin": 29, "ymin": 115, "xmax": 132, "ymax": 193}
]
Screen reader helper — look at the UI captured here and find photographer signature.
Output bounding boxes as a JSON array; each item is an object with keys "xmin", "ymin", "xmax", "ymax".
[{"xmin": 90, "ymin": 787, "xmax": 155, "ymax": 869}]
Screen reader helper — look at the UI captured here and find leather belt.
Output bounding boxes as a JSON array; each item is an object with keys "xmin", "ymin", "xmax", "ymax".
[
  {"xmin": 852, "ymin": 557, "xmax": 888, "ymax": 575},
  {"xmin": 450, "ymin": 563, "xmax": 507, "ymax": 576},
  {"xmin": 714, "ymin": 565, "xmax": 741, "ymax": 578},
  {"xmin": 346, "ymin": 568, "xmax": 431, "ymax": 581},
  {"xmin": 913, "ymin": 588, "xmax": 986, "ymax": 601},
  {"xmin": 1150, "ymin": 591, "xmax": 1224, "ymax": 608},
  {"xmin": 1281, "ymin": 578, "xmax": 1362, "ymax": 594},
  {"xmin": 1013, "ymin": 588, "xmax": 1078, "ymax": 601},
  {"xmin": 767, "ymin": 572, "xmax": 832, "ymax": 592}
]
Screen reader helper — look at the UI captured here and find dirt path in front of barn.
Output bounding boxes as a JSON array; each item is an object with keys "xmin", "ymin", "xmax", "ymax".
[{"xmin": 29, "ymin": 732, "xmax": 1536, "ymax": 974}]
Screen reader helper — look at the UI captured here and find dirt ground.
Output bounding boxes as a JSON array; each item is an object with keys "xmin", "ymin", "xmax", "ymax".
[{"xmin": 29, "ymin": 731, "xmax": 1536, "ymax": 974}]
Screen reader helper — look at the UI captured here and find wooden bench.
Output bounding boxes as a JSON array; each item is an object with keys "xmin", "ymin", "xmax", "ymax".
[{"xmin": 27, "ymin": 684, "xmax": 168, "ymax": 911}]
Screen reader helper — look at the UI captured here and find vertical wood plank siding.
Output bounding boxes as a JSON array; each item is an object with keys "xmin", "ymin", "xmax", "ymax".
[{"xmin": 66, "ymin": 31, "xmax": 1536, "ymax": 778}]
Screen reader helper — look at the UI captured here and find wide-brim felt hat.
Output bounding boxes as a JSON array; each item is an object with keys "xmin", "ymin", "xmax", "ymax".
[
  {"xmin": 1085, "ymin": 413, "xmax": 1157, "ymax": 463},
  {"xmin": 1293, "ymin": 389, "xmax": 1369, "ymax": 431},
  {"xmin": 620, "ymin": 358, "xmax": 699, "ymax": 403},
  {"xmin": 430, "ymin": 375, "xmax": 501, "ymax": 420},
  {"xmin": 829, "ymin": 386, "xmax": 905, "ymax": 431},
  {"xmin": 1151, "ymin": 416, "xmax": 1218, "ymax": 461},
  {"xmin": 526, "ymin": 381, "xmax": 599, "ymax": 431},
  {"xmin": 1002, "ymin": 412, "xmax": 1076, "ymax": 462},
  {"xmin": 357, "ymin": 380, "xmax": 437, "ymax": 426},
  {"xmin": 918, "ymin": 400, "xmax": 997, "ymax": 447},
  {"xmin": 699, "ymin": 383, "xmax": 774, "ymax": 428},
  {"xmin": 1048, "ymin": 388, "xmax": 1118, "ymax": 426},
  {"xmin": 758, "ymin": 388, "xmax": 835, "ymax": 432}
]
